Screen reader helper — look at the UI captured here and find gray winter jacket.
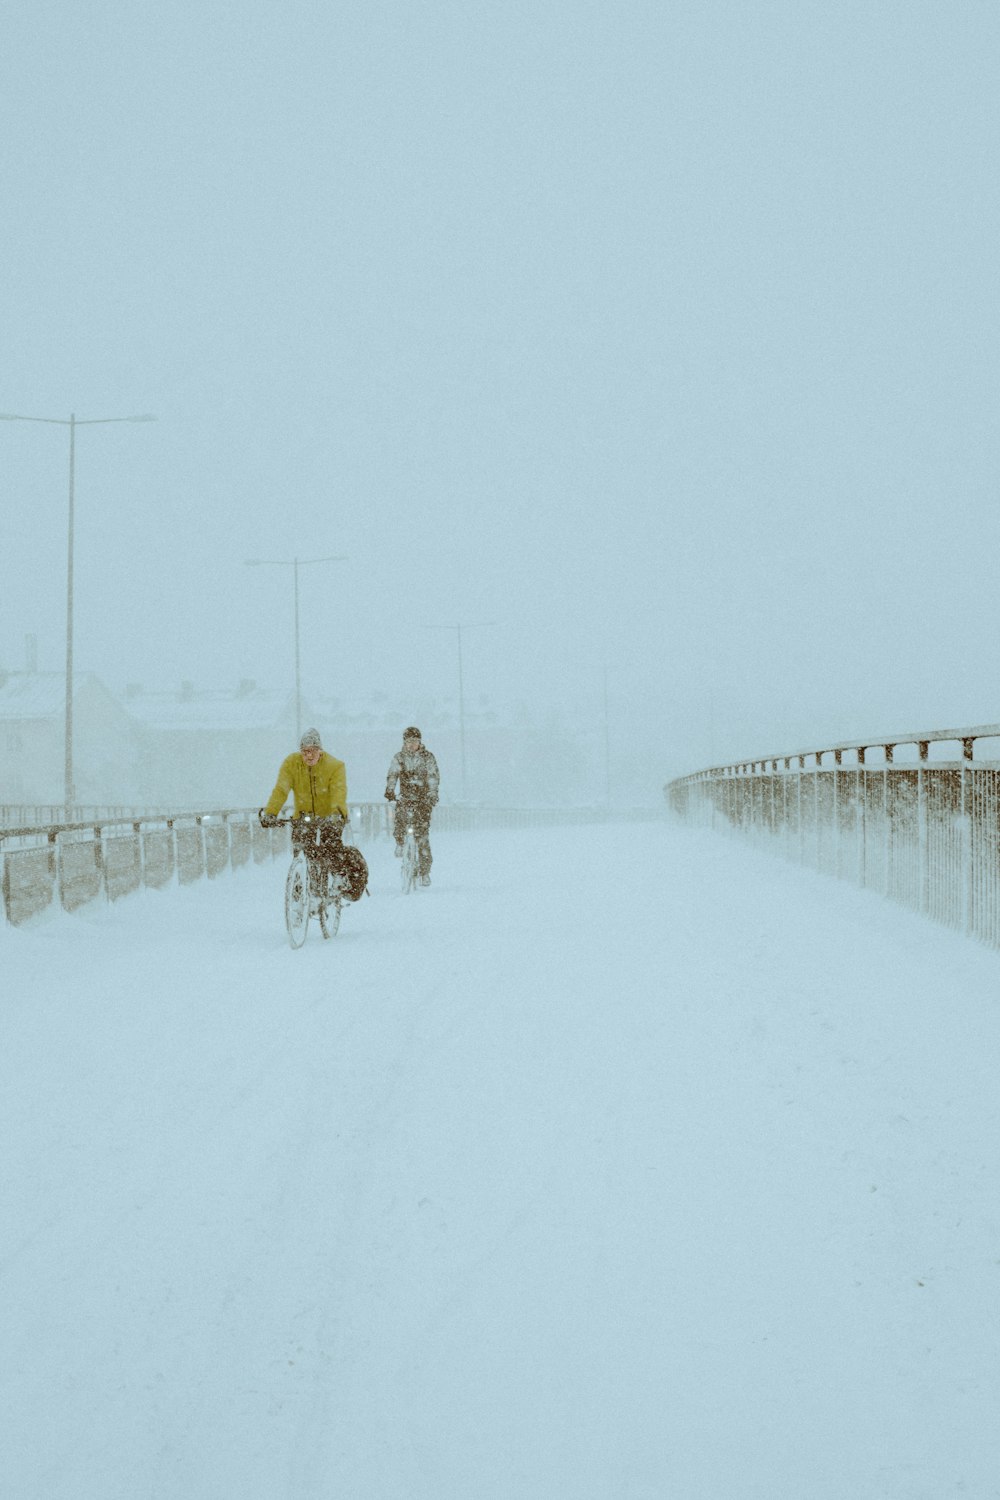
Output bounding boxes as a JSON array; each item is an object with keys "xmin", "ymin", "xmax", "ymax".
[{"xmin": 385, "ymin": 745, "xmax": 440, "ymax": 804}]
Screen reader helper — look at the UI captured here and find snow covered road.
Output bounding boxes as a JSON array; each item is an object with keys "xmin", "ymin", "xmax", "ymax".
[{"xmin": 3, "ymin": 822, "xmax": 1000, "ymax": 1499}]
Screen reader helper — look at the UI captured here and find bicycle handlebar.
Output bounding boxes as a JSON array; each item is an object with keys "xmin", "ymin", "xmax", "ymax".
[{"xmin": 262, "ymin": 813, "xmax": 347, "ymax": 828}]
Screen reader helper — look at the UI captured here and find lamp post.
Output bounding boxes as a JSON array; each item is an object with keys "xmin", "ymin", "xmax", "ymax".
[
  {"xmin": 0, "ymin": 410, "xmax": 156, "ymax": 817},
  {"xmin": 421, "ymin": 620, "xmax": 494, "ymax": 802},
  {"xmin": 244, "ymin": 555, "xmax": 347, "ymax": 739}
]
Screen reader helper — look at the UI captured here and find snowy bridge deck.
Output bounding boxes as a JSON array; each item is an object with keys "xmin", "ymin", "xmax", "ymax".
[{"xmin": 3, "ymin": 823, "xmax": 999, "ymax": 1498}]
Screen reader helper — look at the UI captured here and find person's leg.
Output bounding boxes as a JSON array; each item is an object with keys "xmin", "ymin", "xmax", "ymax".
[
  {"xmin": 413, "ymin": 803, "xmax": 432, "ymax": 879},
  {"xmin": 319, "ymin": 822, "xmax": 344, "ymax": 889},
  {"xmin": 393, "ymin": 801, "xmax": 410, "ymax": 854},
  {"xmin": 292, "ymin": 822, "xmax": 323, "ymax": 896}
]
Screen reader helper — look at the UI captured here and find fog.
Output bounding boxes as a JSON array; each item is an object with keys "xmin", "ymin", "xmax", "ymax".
[{"xmin": 3, "ymin": 2, "xmax": 999, "ymax": 801}]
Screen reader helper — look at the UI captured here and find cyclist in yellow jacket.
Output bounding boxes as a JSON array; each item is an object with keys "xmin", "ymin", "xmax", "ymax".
[{"xmin": 259, "ymin": 727, "xmax": 348, "ymax": 891}]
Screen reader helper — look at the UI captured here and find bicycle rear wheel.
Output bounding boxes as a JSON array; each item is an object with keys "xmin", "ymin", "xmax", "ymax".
[
  {"xmin": 285, "ymin": 853, "xmax": 310, "ymax": 948},
  {"xmin": 318, "ymin": 891, "xmax": 341, "ymax": 939}
]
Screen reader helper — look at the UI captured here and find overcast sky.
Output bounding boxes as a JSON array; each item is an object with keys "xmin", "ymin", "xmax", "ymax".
[{"xmin": 3, "ymin": 1, "xmax": 999, "ymax": 782}]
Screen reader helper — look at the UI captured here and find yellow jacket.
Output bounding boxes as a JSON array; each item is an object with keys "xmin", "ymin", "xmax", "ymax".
[{"xmin": 265, "ymin": 751, "xmax": 348, "ymax": 821}]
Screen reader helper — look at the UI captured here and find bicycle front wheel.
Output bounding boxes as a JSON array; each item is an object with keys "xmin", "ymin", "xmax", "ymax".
[
  {"xmin": 285, "ymin": 853, "xmax": 310, "ymax": 948},
  {"xmin": 401, "ymin": 831, "xmax": 418, "ymax": 893}
]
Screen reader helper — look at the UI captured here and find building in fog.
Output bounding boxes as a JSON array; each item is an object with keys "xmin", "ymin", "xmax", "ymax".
[
  {"xmin": 0, "ymin": 671, "xmax": 134, "ymax": 810},
  {"xmin": 123, "ymin": 681, "xmax": 303, "ymax": 810},
  {"xmin": 1, "ymin": 666, "xmax": 620, "ymax": 815}
]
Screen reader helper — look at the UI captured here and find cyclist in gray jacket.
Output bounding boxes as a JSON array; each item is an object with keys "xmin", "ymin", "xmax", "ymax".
[{"xmin": 385, "ymin": 726, "xmax": 440, "ymax": 884}]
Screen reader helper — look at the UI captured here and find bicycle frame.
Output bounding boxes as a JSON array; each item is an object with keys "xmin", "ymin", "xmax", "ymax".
[{"xmin": 271, "ymin": 814, "xmax": 346, "ymax": 947}]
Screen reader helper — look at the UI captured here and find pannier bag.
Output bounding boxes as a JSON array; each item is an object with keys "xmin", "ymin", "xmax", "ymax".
[{"xmin": 340, "ymin": 845, "xmax": 369, "ymax": 902}]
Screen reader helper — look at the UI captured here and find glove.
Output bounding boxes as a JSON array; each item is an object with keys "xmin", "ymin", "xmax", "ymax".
[
  {"xmin": 258, "ymin": 808, "xmax": 278, "ymax": 828},
  {"xmin": 384, "ymin": 790, "xmax": 396, "ymax": 801}
]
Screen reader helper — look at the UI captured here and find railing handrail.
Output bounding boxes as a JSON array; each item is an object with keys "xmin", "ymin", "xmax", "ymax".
[
  {"xmin": 669, "ymin": 720, "xmax": 1000, "ymax": 785},
  {"xmin": 0, "ymin": 803, "xmax": 391, "ymax": 844},
  {"xmin": 0, "ymin": 809, "xmax": 249, "ymax": 842}
]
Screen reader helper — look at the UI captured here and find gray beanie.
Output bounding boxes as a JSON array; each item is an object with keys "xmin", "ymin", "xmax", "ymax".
[{"xmin": 300, "ymin": 727, "xmax": 322, "ymax": 750}]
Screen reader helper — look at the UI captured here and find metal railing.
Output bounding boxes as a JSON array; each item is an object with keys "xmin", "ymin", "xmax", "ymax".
[
  {"xmin": 2, "ymin": 802, "xmax": 663, "ymax": 926},
  {"xmin": 0, "ymin": 803, "xmax": 169, "ymax": 829},
  {"xmin": 0, "ymin": 803, "xmax": 401, "ymax": 927},
  {"xmin": 666, "ymin": 723, "xmax": 1000, "ymax": 948},
  {"xmin": 1, "ymin": 810, "xmax": 290, "ymax": 927}
]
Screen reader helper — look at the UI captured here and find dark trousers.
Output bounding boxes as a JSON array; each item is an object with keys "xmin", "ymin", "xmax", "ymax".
[
  {"xmin": 292, "ymin": 819, "xmax": 344, "ymax": 892},
  {"xmin": 394, "ymin": 799, "xmax": 433, "ymax": 876}
]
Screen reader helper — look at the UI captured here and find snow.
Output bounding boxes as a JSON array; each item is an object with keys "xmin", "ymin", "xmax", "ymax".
[{"xmin": 3, "ymin": 822, "xmax": 999, "ymax": 1499}]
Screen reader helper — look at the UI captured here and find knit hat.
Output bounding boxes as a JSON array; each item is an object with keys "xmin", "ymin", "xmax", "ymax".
[
  {"xmin": 300, "ymin": 728, "xmax": 322, "ymax": 750},
  {"xmin": 404, "ymin": 726, "xmax": 421, "ymax": 740}
]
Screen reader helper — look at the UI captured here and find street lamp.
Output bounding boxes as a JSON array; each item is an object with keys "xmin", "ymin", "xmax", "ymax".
[
  {"xmin": 244, "ymin": 555, "xmax": 347, "ymax": 739},
  {"xmin": 421, "ymin": 620, "xmax": 494, "ymax": 802},
  {"xmin": 0, "ymin": 410, "xmax": 157, "ymax": 817}
]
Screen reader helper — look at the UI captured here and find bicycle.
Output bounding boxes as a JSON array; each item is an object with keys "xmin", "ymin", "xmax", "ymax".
[{"xmin": 273, "ymin": 815, "xmax": 349, "ymax": 948}]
